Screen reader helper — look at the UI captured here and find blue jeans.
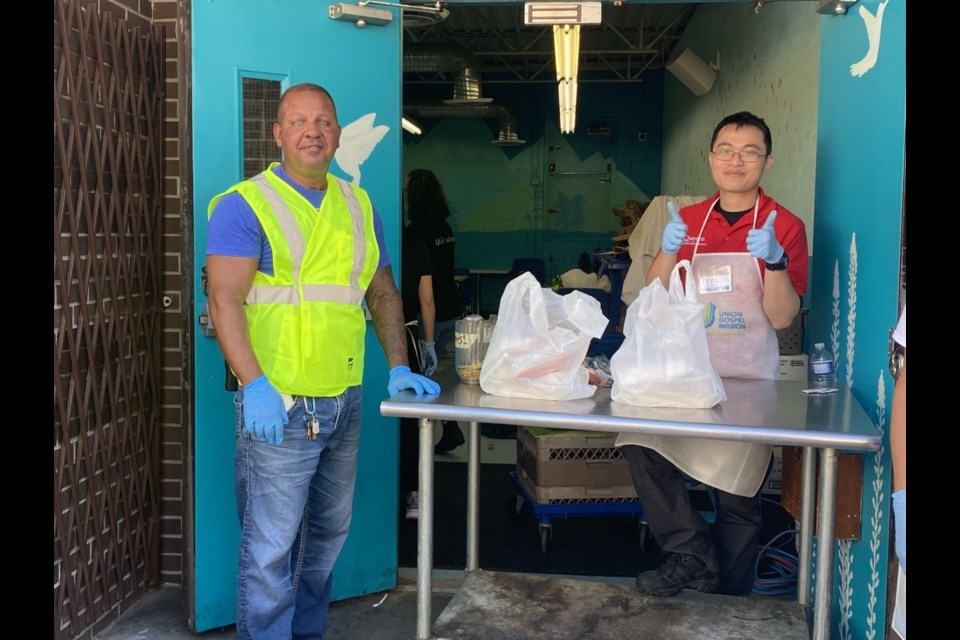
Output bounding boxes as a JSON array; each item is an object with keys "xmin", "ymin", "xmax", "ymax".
[
  {"xmin": 432, "ymin": 318, "xmax": 458, "ymax": 358},
  {"xmin": 234, "ymin": 385, "xmax": 363, "ymax": 640}
]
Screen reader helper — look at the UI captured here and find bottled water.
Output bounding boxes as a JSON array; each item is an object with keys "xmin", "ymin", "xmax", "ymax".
[{"xmin": 809, "ymin": 343, "xmax": 836, "ymax": 389}]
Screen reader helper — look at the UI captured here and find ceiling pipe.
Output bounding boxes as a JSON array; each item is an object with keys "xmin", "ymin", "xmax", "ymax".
[
  {"xmin": 403, "ymin": 99, "xmax": 527, "ymax": 146},
  {"xmin": 403, "ymin": 43, "xmax": 489, "ymax": 103}
]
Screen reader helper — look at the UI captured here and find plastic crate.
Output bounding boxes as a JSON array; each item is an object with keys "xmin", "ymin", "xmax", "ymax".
[
  {"xmin": 516, "ymin": 426, "xmax": 634, "ymax": 488},
  {"xmin": 516, "ymin": 465, "xmax": 638, "ymax": 504}
]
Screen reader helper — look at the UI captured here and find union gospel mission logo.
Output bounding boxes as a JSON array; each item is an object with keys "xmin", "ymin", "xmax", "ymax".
[{"xmin": 703, "ymin": 303, "xmax": 747, "ymax": 333}]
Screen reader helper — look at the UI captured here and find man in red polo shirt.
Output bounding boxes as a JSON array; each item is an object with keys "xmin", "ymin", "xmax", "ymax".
[{"xmin": 618, "ymin": 111, "xmax": 808, "ymax": 597}]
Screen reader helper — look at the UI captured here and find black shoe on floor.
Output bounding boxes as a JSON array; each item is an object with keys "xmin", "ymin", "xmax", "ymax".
[
  {"xmin": 434, "ymin": 421, "xmax": 465, "ymax": 454},
  {"xmin": 635, "ymin": 553, "xmax": 719, "ymax": 597}
]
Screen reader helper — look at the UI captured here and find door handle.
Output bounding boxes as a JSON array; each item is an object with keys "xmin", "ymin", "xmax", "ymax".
[{"xmin": 198, "ymin": 302, "xmax": 216, "ymax": 337}]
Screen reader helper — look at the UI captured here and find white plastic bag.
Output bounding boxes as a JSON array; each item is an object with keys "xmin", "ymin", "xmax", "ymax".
[
  {"xmin": 479, "ymin": 272, "xmax": 609, "ymax": 400},
  {"xmin": 610, "ymin": 260, "xmax": 726, "ymax": 408}
]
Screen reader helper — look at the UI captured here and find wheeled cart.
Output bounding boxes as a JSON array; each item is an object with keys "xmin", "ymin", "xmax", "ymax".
[
  {"xmin": 508, "ymin": 470, "xmax": 649, "ymax": 553},
  {"xmin": 508, "ymin": 426, "xmax": 649, "ymax": 553}
]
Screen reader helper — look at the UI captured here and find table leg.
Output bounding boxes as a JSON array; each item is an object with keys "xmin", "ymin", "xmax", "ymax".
[
  {"xmin": 797, "ymin": 446, "xmax": 817, "ymax": 606},
  {"xmin": 416, "ymin": 418, "xmax": 435, "ymax": 640},
  {"xmin": 812, "ymin": 448, "xmax": 839, "ymax": 640},
  {"xmin": 466, "ymin": 421, "xmax": 480, "ymax": 572}
]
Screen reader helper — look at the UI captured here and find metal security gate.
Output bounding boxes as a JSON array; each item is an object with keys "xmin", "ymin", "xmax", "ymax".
[{"xmin": 53, "ymin": 0, "xmax": 164, "ymax": 637}]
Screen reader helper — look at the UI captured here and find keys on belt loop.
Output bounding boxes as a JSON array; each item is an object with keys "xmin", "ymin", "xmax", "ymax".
[{"xmin": 304, "ymin": 398, "xmax": 320, "ymax": 441}]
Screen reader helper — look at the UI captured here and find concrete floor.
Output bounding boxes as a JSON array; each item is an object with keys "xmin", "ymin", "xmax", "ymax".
[
  {"xmin": 93, "ymin": 569, "xmax": 459, "ymax": 640},
  {"xmin": 94, "ymin": 569, "xmax": 808, "ymax": 640},
  {"xmin": 433, "ymin": 570, "xmax": 809, "ymax": 640}
]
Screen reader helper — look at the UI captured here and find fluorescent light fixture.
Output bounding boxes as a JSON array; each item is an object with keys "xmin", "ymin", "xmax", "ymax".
[
  {"xmin": 401, "ymin": 116, "xmax": 422, "ymax": 135},
  {"xmin": 554, "ymin": 24, "xmax": 580, "ymax": 134},
  {"xmin": 328, "ymin": 3, "xmax": 393, "ymax": 27},
  {"xmin": 525, "ymin": 2, "xmax": 601, "ymax": 26},
  {"xmin": 557, "ymin": 77, "xmax": 578, "ymax": 134}
]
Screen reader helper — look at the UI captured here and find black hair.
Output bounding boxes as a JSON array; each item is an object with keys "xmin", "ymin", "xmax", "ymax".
[
  {"xmin": 710, "ymin": 111, "xmax": 772, "ymax": 155},
  {"xmin": 405, "ymin": 168, "xmax": 451, "ymax": 221}
]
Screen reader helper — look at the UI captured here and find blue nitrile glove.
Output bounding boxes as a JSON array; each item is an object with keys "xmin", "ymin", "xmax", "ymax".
[
  {"xmin": 241, "ymin": 375, "xmax": 289, "ymax": 445},
  {"xmin": 746, "ymin": 210, "xmax": 785, "ymax": 264},
  {"xmin": 661, "ymin": 200, "xmax": 687, "ymax": 255},
  {"xmin": 421, "ymin": 341, "xmax": 438, "ymax": 377},
  {"xmin": 892, "ymin": 489, "xmax": 906, "ymax": 573},
  {"xmin": 388, "ymin": 365, "xmax": 441, "ymax": 397}
]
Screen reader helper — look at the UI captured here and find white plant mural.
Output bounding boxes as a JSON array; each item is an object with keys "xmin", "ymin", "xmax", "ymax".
[
  {"xmin": 846, "ymin": 233, "xmax": 857, "ymax": 389},
  {"xmin": 850, "ymin": 0, "xmax": 889, "ymax": 78},
  {"xmin": 838, "ymin": 538, "xmax": 854, "ymax": 639},
  {"xmin": 835, "ymin": 242, "xmax": 854, "ymax": 638},
  {"xmin": 831, "ymin": 263, "xmax": 840, "ymax": 365},
  {"xmin": 833, "ymin": 232, "xmax": 886, "ymax": 639},
  {"xmin": 865, "ymin": 373, "xmax": 887, "ymax": 639}
]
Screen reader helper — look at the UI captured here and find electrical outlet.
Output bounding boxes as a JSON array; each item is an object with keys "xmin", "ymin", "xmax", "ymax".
[{"xmin": 637, "ymin": 132, "xmax": 648, "ymax": 142}]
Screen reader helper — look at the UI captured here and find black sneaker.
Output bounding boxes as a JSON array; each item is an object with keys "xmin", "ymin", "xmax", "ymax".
[
  {"xmin": 434, "ymin": 421, "xmax": 465, "ymax": 454},
  {"xmin": 635, "ymin": 553, "xmax": 719, "ymax": 597}
]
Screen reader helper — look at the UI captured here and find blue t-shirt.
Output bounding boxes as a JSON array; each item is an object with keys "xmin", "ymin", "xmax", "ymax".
[{"xmin": 206, "ymin": 164, "xmax": 390, "ymax": 275}]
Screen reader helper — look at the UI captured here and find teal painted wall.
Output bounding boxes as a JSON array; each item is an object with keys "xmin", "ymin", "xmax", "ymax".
[
  {"xmin": 403, "ymin": 80, "xmax": 663, "ymax": 292},
  {"xmin": 812, "ymin": 2, "xmax": 905, "ymax": 637},
  {"xmin": 661, "ymin": 2, "xmax": 820, "ymax": 243}
]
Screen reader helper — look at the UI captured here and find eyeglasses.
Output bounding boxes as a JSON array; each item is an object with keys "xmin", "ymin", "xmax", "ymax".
[{"xmin": 712, "ymin": 149, "xmax": 767, "ymax": 163}]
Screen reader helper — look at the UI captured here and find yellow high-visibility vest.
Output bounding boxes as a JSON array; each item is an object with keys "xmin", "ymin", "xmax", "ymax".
[{"xmin": 208, "ymin": 164, "xmax": 380, "ymax": 396}]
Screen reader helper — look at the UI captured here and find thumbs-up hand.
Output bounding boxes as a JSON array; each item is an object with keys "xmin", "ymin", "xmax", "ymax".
[
  {"xmin": 661, "ymin": 200, "xmax": 688, "ymax": 255},
  {"xmin": 746, "ymin": 210, "xmax": 785, "ymax": 264}
]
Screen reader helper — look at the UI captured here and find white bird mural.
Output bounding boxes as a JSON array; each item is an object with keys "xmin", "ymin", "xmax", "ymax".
[
  {"xmin": 334, "ymin": 112, "xmax": 389, "ymax": 185},
  {"xmin": 849, "ymin": 0, "xmax": 888, "ymax": 78}
]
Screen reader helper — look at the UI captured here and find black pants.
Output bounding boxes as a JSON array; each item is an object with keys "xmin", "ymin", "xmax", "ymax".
[{"xmin": 621, "ymin": 444, "xmax": 772, "ymax": 596}]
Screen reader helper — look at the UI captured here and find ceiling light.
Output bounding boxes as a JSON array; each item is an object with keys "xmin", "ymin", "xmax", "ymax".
[
  {"xmin": 525, "ymin": 2, "xmax": 601, "ymax": 26},
  {"xmin": 554, "ymin": 24, "xmax": 580, "ymax": 134},
  {"xmin": 401, "ymin": 116, "xmax": 422, "ymax": 135}
]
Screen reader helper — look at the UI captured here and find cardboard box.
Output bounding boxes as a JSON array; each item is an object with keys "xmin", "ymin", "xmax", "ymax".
[{"xmin": 779, "ymin": 354, "xmax": 808, "ymax": 382}]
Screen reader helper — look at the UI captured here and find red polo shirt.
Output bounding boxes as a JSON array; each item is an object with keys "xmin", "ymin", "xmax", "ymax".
[{"xmin": 672, "ymin": 188, "xmax": 809, "ymax": 297}]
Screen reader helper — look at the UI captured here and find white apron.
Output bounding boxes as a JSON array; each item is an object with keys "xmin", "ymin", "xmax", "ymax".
[
  {"xmin": 692, "ymin": 198, "xmax": 781, "ymax": 380},
  {"xmin": 616, "ymin": 198, "xmax": 779, "ymax": 496}
]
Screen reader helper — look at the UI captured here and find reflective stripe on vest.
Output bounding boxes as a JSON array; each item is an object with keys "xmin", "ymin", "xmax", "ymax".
[
  {"xmin": 245, "ymin": 172, "xmax": 369, "ymax": 306},
  {"xmin": 208, "ymin": 166, "xmax": 379, "ymax": 396}
]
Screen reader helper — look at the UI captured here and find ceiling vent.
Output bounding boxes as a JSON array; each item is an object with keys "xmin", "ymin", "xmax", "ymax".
[
  {"xmin": 403, "ymin": 99, "xmax": 526, "ymax": 146},
  {"xmin": 404, "ymin": 43, "xmax": 491, "ymax": 104}
]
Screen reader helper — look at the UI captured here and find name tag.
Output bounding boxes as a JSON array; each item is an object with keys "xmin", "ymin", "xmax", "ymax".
[{"xmin": 698, "ymin": 265, "xmax": 733, "ymax": 294}]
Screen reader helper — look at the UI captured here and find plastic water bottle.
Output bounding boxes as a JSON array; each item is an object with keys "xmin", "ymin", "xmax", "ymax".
[{"xmin": 810, "ymin": 343, "xmax": 836, "ymax": 389}]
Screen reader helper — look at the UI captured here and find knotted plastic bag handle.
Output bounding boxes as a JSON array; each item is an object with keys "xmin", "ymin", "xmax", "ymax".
[{"xmin": 668, "ymin": 259, "xmax": 699, "ymax": 304}]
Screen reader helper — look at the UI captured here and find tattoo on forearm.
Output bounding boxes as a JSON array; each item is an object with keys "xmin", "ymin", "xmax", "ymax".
[{"xmin": 367, "ymin": 274, "xmax": 408, "ymax": 368}]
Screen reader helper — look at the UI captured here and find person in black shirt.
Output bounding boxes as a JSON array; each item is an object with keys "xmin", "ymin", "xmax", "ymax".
[
  {"xmin": 398, "ymin": 228, "xmax": 437, "ymax": 518},
  {"xmin": 405, "ymin": 168, "xmax": 464, "ymax": 453}
]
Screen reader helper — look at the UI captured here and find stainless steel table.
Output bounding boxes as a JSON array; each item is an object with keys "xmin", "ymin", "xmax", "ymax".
[{"xmin": 381, "ymin": 370, "xmax": 881, "ymax": 640}]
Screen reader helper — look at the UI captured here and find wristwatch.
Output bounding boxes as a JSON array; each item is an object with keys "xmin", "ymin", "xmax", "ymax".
[{"xmin": 764, "ymin": 253, "xmax": 789, "ymax": 271}]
